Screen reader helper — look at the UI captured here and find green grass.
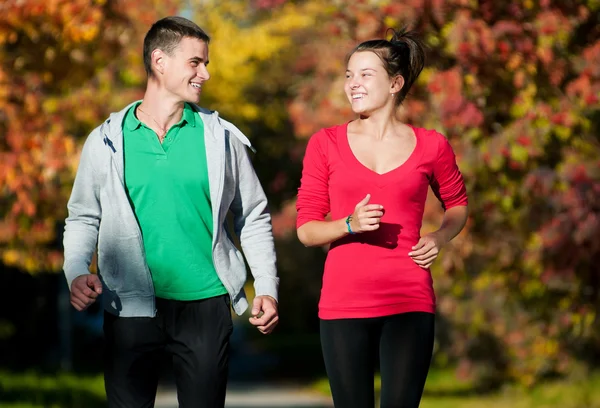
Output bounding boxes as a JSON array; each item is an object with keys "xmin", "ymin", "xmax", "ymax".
[
  {"xmin": 313, "ymin": 369, "xmax": 600, "ymax": 408},
  {"xmin": 0, "ymin": 371, "xmax": 105, "ymax": 408},
  {"xmin": 4, "ymin": 367, "xmax": 600, "ymax": 408}
]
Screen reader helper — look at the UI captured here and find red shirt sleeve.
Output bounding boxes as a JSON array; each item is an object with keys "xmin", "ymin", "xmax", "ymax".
[
  {"xmin": 430, "ymin": 134, "xmax": 468, "ymax": 210},
  {"xmin": 296, "ymin": 130, "xmax": 331, "ymax": 228}
]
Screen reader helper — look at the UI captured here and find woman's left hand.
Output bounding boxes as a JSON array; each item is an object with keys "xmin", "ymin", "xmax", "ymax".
[{"xmin": 408, "ymin": 233, "xmax": 445, "ymax": 269}]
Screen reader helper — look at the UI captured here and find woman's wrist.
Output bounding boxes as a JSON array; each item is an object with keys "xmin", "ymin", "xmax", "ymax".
[{"xmin": 345, "ymin": 214, "xmax": 356, "ymax": 235}]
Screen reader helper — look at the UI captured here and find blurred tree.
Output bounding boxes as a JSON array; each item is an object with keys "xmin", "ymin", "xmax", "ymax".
[
  {"xmin": 282, "ymin": 0, "xmax": 600, "ymax": 387},
  {"xmin": 0, "ymin": 0, "xmax": 179, "ymax": 273}
]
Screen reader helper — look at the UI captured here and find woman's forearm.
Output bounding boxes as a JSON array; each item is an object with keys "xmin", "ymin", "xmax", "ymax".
[
  {"xmin": 297, "ymin": 219, "xmax": 350, "ymax": 247},
  {"xmin": 433, "ymin": 205, "xmax": 468, "ymax": 245}
]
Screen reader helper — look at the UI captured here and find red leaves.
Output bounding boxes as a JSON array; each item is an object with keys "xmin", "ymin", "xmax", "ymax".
[
  {"xmin": 450, "ymin": 16, "xmax": 497, "ymax": 66},
  {"xmin": 493, "ymin": 20, "xmax": 524, "ymax": 37},
  {"xmin": 516, "ymin": 135, "xmax": 531, "ymax": 146},
  {"xmin": 582, "ymin": 41, "xmax": 600, "ymax": 78},
  {"xmin": 429, "ymin": 69, "xmax": 484, "ymax": 129}
]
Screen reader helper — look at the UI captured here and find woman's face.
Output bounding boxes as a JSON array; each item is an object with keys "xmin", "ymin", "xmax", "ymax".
[{"xmin": 344, "ymin": 51, "xmax": 396, "ymax": 115}]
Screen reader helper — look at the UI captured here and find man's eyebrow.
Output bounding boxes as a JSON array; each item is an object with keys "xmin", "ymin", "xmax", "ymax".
[{"xmin": 189, "ymin": 56, "xmax": 209, "ymax": 64}]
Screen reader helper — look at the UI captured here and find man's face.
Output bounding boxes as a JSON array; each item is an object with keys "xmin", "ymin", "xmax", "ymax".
[{"xmin": 162, "ymin": 36, "xmax": 210, "ymax": 103}]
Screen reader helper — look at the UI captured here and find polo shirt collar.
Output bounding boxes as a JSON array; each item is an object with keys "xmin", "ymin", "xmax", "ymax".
[
  {"xmin": 181, "ymin": 102, "xmax": 197, "ymax": 127},
  {"xmin": 123, "ymin": 101, "xmax": 197, "ymax": 131}
]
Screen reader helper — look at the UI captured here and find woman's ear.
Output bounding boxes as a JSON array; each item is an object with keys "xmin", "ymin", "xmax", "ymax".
[{"xmin": 391, "ymin": 75, "xmax": 405, "ymax": 95}]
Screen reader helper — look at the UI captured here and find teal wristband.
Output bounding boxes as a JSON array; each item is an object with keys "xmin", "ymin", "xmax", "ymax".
[{"xmin": 345, "ymin": 215, "xmax": 355, "ymax": 234}]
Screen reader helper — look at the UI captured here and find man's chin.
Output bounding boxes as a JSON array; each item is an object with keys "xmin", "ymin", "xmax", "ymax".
[{"xmin": 185, "ymin": 95, "xmax": 201, "ymax": 104}]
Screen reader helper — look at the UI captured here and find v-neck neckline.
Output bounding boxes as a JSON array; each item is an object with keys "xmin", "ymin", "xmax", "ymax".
[{"xmin": 337, "ymin": 122, "xmax": 423, "ymax": 187}]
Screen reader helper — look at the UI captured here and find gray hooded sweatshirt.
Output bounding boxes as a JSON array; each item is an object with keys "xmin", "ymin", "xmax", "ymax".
[{"xmin": 63, "ymin": 102, "xmax": 279, "ymax": 317}]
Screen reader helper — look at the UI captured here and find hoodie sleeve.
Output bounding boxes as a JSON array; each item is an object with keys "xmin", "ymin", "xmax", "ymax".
[
  {"xmin": 63, "ymin": 128, "xmax": 103, "ymax": 289},
  {"xmin": 228, "ymin": 135, "xmax": 279, "ymax": 302}
]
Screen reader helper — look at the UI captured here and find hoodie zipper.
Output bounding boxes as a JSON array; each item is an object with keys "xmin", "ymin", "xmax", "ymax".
[{"xmin": 210, "ymin": 118, "xmax": 236, "ymax": 301}]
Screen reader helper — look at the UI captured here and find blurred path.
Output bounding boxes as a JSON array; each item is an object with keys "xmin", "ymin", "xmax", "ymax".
[{"xmin": 155, "ymin": 383, "xmax": 333, "ymax": 408}]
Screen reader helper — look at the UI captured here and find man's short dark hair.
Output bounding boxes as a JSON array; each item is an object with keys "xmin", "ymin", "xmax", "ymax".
[{"xmin": 143, "ymin": 16, "xmax": 210, "ymax": 77}]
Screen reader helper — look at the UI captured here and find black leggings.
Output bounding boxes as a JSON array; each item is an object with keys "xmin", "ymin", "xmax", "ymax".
[{"xmin": 320, "ymin": 312, "xmax": 435, "ymax": 408}]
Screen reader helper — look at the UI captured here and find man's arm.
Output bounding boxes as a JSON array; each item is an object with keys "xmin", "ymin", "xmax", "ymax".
[
  {"xmin": 63, "ymin": 131, "xmax": 103, "ymax": 310},
  {"xmin": 229, "ymin": 136, "xmax": 279, "ymax": 334}
]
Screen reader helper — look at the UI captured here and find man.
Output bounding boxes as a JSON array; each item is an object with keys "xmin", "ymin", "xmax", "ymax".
[{"xmin": 63, "ymin": 16, "xmax": 279, "ymax": 408}]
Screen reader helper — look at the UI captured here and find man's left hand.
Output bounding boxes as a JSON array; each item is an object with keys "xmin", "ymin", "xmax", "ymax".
[{"xmin": 249, "ymin": 296, "xmax": 279, "ymax": 335}]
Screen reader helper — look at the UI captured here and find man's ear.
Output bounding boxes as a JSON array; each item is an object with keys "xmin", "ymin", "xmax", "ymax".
[{"xmin": 152, "ymin": 49, "xmax": 166, "ymax": 75}]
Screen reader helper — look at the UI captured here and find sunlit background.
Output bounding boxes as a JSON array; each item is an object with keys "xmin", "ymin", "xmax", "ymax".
[{"xmin": 1, "ymin": 0, "xmax": 599, "ymax": 407}]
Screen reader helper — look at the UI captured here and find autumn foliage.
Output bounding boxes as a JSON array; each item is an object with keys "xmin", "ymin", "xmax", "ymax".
[{"xmin": 0, "ymin": 0, "xmax": 178, "ymax": 272}]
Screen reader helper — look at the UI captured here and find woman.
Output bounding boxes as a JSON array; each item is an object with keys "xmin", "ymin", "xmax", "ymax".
[{"xmin": 296, "ymin": 28, "xmax": 469, "ymax": 408}]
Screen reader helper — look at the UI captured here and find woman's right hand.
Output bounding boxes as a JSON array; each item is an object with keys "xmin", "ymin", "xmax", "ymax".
[{"xmin": 349, "ymin": 194, "xmax": 384, "ymax": 233}]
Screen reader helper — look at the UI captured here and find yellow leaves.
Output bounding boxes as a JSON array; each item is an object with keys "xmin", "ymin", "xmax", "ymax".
[
  {"xmin": 554, "ymin": 125, "xmax": 572, "ymax": 141},
  {"xmin": 464, "ymin": 73, "xmax": 476, "ymax": 87},
  {"xmin": 42, "ymin": 97, "xmax": 59, "ymax": 114},
  {"xmin": 0, "ymin": 30, "xmax": 17, "ymax": 46},
  {"xmin": 487, "ymin": 152, "xmax": 504, "ymax": 171},
  {"xmin": 588, "ymin": 0, "xmax": 600, "ymax": 11},
  {"xmin": 570, "ymin": 310, "xmax": 596, "ymax": 337},
  {"xmin": 441, "ymin": 21, "xmax": 458, "ymax": 54},
  {"xmin": 472, "ymin": 273, "xmax": 491, "ymax": 291},
  {"xmin": 384, "ymin": 15, "xmax": 398, "ymax": 29},
  {"xmin": 525, "ymin": 62, "xmax": 537, "ymax": 76},
  {"xmin": 195, "ymin": 0, "xmax": 317, "ymax": 122},
  {"xmin": 558, "ymin": 298, "xmax": 571, "ymax": 311},
  {"xmin": 523, "ymin": 232, "xmax": 544, "ymax": 277},
  {"xmin": 464, "ymin": 127, "xmax": 482, "ymax": 142},
  {"xmin": 451, "ymin": 284, "xmax": 465, "ymax": 297},
  {"xmin": 417, "ymin": 67, "xmax": 435, "ymax": 86},
  {"xmin": 2, "ymin": 249, "xmax": 19, "ymax": 266},
  {"xmin": 510, "ymin": 83, "xmax": 537, "ymax": 118},
  {"xmin": 63, "ymin": 137, "xmax": 75, "ymax": 157},
  {"xmin": 507, "ymin": 53, "xmax": 523, "ymax": 71},
  {"xmin": 520, "ymin": 279, "xmax": 545, "ymax": 298},
  {"xmin": 510, "ymin": 144, "xmax": 529, "ymax": 165},
  {"xmin": 23, "ymin": 257, "xmax": 37, "ymax": 273},
  {"xmin": 500, "ymin": 195, "xmax": 513, "ymax": 212},
  {"xmin": 532, "ymin": 338, "xmax": 559, "ymax": 357}
]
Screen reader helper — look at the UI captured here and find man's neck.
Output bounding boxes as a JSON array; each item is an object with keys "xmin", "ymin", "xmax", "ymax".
[{"xmin": 139, "ymin": 86, "xmax": 186, "ymax": 129}]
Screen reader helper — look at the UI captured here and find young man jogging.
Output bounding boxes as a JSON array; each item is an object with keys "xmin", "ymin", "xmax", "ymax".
[{"xmin": 63, "ymin": 16, "xmax": 279, "ymax": 408}]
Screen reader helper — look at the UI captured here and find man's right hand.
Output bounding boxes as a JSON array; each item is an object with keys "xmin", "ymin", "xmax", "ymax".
[{"xmin": 70, "ymin": 274, "xmax": 103, "ymax": 311}]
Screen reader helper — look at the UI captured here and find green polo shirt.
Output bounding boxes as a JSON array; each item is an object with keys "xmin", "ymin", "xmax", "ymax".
[{"xmin": 122, "ymin": 101, "xmax": 227, "ymax": 300}]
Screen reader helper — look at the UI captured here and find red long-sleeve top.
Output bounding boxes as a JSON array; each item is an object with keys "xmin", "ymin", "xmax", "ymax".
[{"xmin": 296, "ymin": 123, "xmax": 468, "ymax": 319}]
